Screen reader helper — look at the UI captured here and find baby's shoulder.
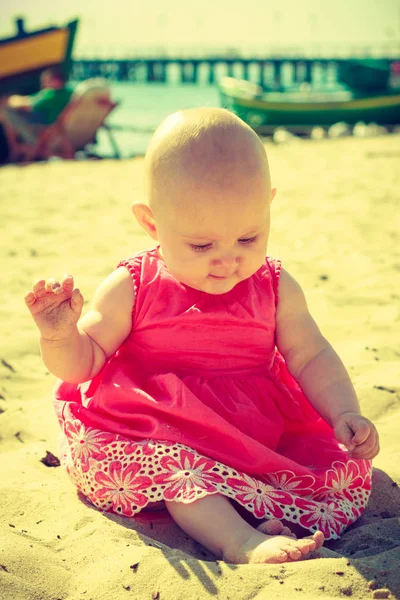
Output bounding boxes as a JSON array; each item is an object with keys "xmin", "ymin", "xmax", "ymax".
[
  {"xmin": 274, "ymin": 267, "xmax": 309, "ymax": 317},
  {"xmin": 93, "ymin": 267, "xmax": 135, "ymax": 313}
]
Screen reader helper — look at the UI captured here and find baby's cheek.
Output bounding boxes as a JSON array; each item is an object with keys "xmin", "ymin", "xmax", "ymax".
[
  {"xmin": 174, "ymin": 263, "xmax": 205, "ymax": 286},
  {"xmin": 186, "ymin": 258, "xmax": 209, "ymax": 278},
  {"xmin": 242, "ymin": 254, "xmax": 263, "ymax": 278}
]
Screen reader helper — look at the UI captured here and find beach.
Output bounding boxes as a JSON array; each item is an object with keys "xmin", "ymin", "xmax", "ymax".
[{"xmin": 1, "ymin": 133, "xmax": 399, "ymax": 600}]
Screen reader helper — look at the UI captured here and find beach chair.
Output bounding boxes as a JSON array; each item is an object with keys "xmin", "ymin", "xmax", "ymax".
[{"xmin": 7, "ymin": 78, "xmax": 121, "ymax": 162}]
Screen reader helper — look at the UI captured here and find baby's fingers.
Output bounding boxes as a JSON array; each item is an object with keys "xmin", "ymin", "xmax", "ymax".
[
  {"xmin": 45, "ymin": 275, "xmax": 75, "ymax": 295},
  {"xmin": 24, "ymin": 290, "xmax": 37, "ymax": 307},
  {"xmin": 24, "ymin": 279, "xmax": 47, "ymax": 308},
  {"xmin": 351, "ymin": 421, "xmax": 371, "ymax": 446},
  {"xmin": 350, "ymin": 440, "xmax": 379, "ymax": 460},
  {"xmin": 70, "ymin": 288, "xmax": 84, "ymax": 315},
  {"xmin": 45, "ymin": 277, "xmax": 64, "ymax": 294},
  {"xmin": 61, "ymin": 274, "xmax": 74, "ymax": 293},
  {"xmin": 32, "ymin": 279, "xmax": 46, "ymax": 297},
  {"xmin": 350, "ymin": 428, "xmax": 380, "ymax": 460},
  {"xmin": 25, "ymin": 275, "xmax": 76, "ymax": 313}
]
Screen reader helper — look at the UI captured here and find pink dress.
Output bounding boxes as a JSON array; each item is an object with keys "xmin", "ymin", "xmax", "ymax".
[{"xmin": 54, "ymin": 247, "xmax": 372, "ymax": 540}]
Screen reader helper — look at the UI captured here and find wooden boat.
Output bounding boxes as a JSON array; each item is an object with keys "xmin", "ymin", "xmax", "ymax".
[
  {"xmin": 0, "ymin": 18, "xmax": 78, "ymax": 96},
  {"xmin": 219, "ymin": 76, "xmax": 400, "ymax": 134}
]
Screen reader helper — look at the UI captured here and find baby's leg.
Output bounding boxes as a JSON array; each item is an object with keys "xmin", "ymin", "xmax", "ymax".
[{"xmin": 166, "ymin": 494, "xmax": 324, "ymax": 564}]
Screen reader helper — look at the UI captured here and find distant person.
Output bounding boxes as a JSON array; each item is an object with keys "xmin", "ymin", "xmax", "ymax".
[
  {"xmin": 0, "ymin": 121, "xmax": 10, "ymax": 164},
  {"xmin": 24, "ymin": 108, "xmax": 378, "ymax": 564},
  {"xmin": 2, "ymin": 67, "xmax": 73, "ymax": 144}
]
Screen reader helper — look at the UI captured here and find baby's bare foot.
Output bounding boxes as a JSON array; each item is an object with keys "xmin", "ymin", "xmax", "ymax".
[{"xmin": 223, "ymin": 529, "xmax": 324, "ymax": 564}]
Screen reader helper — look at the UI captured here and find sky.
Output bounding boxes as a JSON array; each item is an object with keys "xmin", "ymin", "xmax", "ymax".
[{"xmin": 0, "ymin": 0, "xmax": 399, "ymax": 56}]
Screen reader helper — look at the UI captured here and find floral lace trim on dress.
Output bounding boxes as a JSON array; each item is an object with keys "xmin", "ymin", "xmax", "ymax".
[{"xmin": 58, "ymin": 412, "xmax": 372, "ymax": 541}]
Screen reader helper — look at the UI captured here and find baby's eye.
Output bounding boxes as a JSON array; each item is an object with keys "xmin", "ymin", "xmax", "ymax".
[
  {"xmin": 238, "ymin": 236, "xmax": 257, "ymax": 244},
  {"xmin": 190, "ymin": 243, "xmax": 212, "ymax": 252}
]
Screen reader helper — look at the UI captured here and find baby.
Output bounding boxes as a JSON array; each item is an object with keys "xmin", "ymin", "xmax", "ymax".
[{"xmin": 25, "ymin": 107, "xmax": 379, "ymax": 564}]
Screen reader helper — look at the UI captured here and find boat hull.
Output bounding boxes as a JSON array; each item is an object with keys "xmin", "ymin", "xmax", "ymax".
[
  {"xmin": 0, "ymin": 20, "xmax": 78, "ymax": 96},
  {"xmin": 219, "ymin": 78, "xmax": 400, "ymax": 131}
]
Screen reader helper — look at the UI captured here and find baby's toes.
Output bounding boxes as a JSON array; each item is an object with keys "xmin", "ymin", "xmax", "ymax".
[
  {"xmin": 257, "ymin": 519, "xmax": 284, "ymax": 535},
  {"xmin": 311, "ymin": 531, "xmax": 324, "ymax": 549},
  {"xmin": 283, "ymin": 544, "xmax": 302, "ymax": 561},
  {"xmin": 281, "ymin": 526, "xmax": 296, "ymax": 538},
  {"xmin": 296, "ymin": 537, "xmax": 318, "ymax": 554},
  {"xmin": 257, "ymin": 520, "xmax": 296, "ymax": 538}
]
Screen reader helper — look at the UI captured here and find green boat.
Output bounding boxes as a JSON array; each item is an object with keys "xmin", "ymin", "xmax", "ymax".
[
  {"xmin": 219, "ymin": 64, "xmax": 400, "ymax": 134},
  {"xmin": 0, "ymin": 17, "xmax": 78, "ymax": 96}
]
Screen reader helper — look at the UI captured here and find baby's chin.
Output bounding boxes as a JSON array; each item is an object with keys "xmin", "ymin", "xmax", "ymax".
[{"xmin": 185, "ymin": 275, "xmax": 241, "ymax": 295}]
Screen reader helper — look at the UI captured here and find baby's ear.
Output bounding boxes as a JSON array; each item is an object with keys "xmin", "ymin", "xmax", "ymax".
[
  {"xmin": 132, "ymin": 202, "xmax": 158, "ymax": 240},
  {"xmin": 270, "ymin": 188, "xmax": 277, "ymax": 203}
]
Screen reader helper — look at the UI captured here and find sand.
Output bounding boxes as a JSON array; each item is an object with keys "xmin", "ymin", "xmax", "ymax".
[{"xmin": 1, "ymin": 134, "xmax": 399, "ymax": 600}]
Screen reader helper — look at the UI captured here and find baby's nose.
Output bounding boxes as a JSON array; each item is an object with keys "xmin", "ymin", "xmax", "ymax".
[{"xmin": 213, "ymin": 253, "xmax": 237, "ymax": 269}]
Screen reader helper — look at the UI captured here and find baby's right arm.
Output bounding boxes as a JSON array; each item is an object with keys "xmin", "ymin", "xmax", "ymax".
[{"xmin": 24, "ymin": 267, "xmax": 134, "ymax": 383}]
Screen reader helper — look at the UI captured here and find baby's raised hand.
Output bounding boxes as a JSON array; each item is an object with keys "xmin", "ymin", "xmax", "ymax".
[
  {"xmin": 333, "ymin": 412, "xmax": 379, "ymax": 460},
  {"xmin": 24, "ymin": 275, "xmax": 84, "ymax": 341}
]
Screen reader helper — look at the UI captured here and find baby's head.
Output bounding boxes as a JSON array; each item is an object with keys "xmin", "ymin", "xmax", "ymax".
[{"xmin": 133, "ymin": 107, "xmax": 276, "ymax": 295}]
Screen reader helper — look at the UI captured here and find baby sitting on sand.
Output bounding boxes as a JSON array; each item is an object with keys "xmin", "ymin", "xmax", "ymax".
[{"xmin": 25, "ymin": 107, "xmax": 379, "ymax": 564}]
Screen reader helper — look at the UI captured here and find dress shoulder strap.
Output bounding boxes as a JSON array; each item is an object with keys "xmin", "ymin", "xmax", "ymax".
[
  {"xmin": 116, "ymin": 247, "xmax": 161, "ymax": 321},
  {"xmin": 117, "ymin": 254, "xmax": 142, "ymax": 290},
  {"xmin": 116, "ymin": 252, "xmax": 146, "ymax": 319},
  {"xmin": 264, "ymin": 256, "xmax": 282, "ymax": 306}
]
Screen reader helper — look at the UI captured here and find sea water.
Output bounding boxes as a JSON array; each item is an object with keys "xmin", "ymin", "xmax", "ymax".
[{"xmin": 94, "ymin": 82, "xmax": 220, "ymax": 158}]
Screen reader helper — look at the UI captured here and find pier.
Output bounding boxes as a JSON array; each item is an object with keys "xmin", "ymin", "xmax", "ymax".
[{"xmin": 71, "ymin": 51, "xmax": 400, "ymax": 87}]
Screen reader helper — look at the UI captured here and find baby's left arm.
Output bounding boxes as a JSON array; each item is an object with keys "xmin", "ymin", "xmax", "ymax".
[{"xmin": 275, "ymin": 268, "xmax": 379, "ymax": 460}]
